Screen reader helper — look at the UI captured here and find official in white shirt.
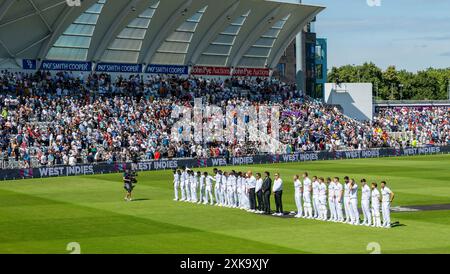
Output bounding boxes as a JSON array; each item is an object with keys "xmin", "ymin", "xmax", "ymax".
[
  {"xmin": 246, "ymin": 171, "xmax": 257, "ymax": 212},
  {"xmin": 381, "ymin": 181, "xmax": 395, "ymax": 228},
  {"xmin": 302, "ymin": 172, "xmax": 313, "ymax": 219},
  {"xmin": 360, "ymin": 179, "xmax": 372, "ymax": 226},
  {"xmin": 272, "ymin": 173, "xmax": 283, "ymax": 216},
  {"xmin": 293, "ymin": 175, "xmax": 303, "ymax": 218},
  {"xmin": 371, "ymin": 182, "xmax": 382, "ymax": 228}
]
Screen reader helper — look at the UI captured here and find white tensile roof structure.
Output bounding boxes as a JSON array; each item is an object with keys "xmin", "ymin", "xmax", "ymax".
[{"xmin": 0, "ymin": 0, "xmax": 324, "ymax": 69}]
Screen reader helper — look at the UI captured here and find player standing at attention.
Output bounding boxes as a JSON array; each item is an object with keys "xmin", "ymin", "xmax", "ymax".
[
  {"xmin": 327, "ymin": 177, "xmax": 337, "ymax": 222},
  {"xmin": 221, "ymin": 171, "xmax": 228, "ymax": 207},
  {"xmin": 181, "ymin": 167, "xmax": 188, "ymax": 201},
  {"xmin": 198, "ymin": 171, "xmax": 205, "ymax": 204},
  {"xmin": 318, "ymin": 177, "xmax": 328, "ymax": 220},
  {"xmin": 381, "ymin": 181, "xmax": 395, "ymax": 228},
  {"xmin": 349, "ymin": 179, "xmax": 360, "ymax": 225},
  {"xmin": 173, "ymin": 169, "xmax": 180, "ymax": 201},
  {"xmin": 190, "ymin": 170, "xmax": 198, "ymax": 203},
  {"xmin": 360, "ymin": 179, "xmax": 372, "ymax": 226},
  {"xmin": 343, "ymin": 176, "xmax": 352, "ymax": 223},
  {"xmin": 185, "ymin": 169, "xmax": 192, "ymax": 202},
  {"xmin": 231, "ymin": 171, "xmax": 238, "ymax": 208},
  {"xmin": 312, "ymin": 176, "xmax": 320, "ymax": 219},
  {"xmin": 204, "ymin": 172, "xmax": 214, "ymax": 205},
  {"xmin": 214, "ymin": 169, "xmax": 221, "ymax": 206},
  {"xmin": 334, "ymin": 177, "xmax": 344, "ymax": 222},
  {"xmin": 293, "ymin": 175, "xmax": 303, "ymax": 218},
  {"xmin": 302, "ymin": 172, "xmax": 313, "ymax": 219},
  {"xmin": 371, "ymin": 182, "xmax": 382, "ymax": 228}
]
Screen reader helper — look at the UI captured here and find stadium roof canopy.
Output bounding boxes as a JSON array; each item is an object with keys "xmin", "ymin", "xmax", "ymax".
[{"xmin": 0, "ymin": 0, "xmax": 324, "ymax": 69}]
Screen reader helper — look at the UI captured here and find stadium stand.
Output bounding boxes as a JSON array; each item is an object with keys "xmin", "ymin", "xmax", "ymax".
[{"xmin": 1, "ymin": 70, "xmax": 449, "ymax": 169}]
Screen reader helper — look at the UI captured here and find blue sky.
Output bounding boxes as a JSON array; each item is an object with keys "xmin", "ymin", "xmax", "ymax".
[{"xmin": 301, "ymin": 0, "xmax": 450, "ymax": 72}]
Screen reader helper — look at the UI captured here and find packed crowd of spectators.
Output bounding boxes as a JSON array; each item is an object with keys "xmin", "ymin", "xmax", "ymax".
[{"xmin": 1, "ymin": 70, "xmax": 449, "ymax": 168}]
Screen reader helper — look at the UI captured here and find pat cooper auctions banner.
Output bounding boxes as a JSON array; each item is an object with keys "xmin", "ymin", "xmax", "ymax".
[{"xmin": 1, "ymin": 146, "xmax": 449, "ymax": 181}]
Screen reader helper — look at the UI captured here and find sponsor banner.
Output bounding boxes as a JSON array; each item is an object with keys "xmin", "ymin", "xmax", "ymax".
[
  {"xmin": 22, "ymin": 59, "xmax": 37, "ymax": 70},
  {"xmin": 191, "ymin": 66, "xmax": 231, "ymax": 76},
  {"xmin": 96, "ymin": 62, "xmax": 142, "ymax": 73},
  {"xmin": 40, "ymin": 60, "xmax": 92, "ymax": 71},
  {"xmin": 0, "ymin": 146, "xmax": 449, "ymax": 181},
  {"xmin": 233, "ymin": 67, "xmax": 270, "ymax": 77},
  {"xmin": 145, "ymin": 64, "xmax": 189, "ymax": 75}
]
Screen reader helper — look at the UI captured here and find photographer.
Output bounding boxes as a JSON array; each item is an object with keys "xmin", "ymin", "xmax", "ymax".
[{"xmin": 123, "ymin": 169, "xmax": 138, "ymax": 202}]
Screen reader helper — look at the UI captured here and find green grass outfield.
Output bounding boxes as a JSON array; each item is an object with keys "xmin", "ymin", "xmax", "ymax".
[{"xmin": 0, "ymin": 154, "xmax": 450, "ymax": 254}]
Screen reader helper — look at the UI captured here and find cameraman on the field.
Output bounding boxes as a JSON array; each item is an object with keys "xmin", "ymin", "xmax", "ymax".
[{"xmin": 123, "ymin": 167, "xmax": 138, "ymax": 202}]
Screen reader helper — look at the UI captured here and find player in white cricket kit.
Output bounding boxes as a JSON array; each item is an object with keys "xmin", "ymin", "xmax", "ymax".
[
  {"xmin": 190, "ymin": 171, "xmax": 198, "ymax": 203},
  {"xmin": 214, "ymin": 169, "xmax": 221, "ymax": 206},
  {"xmin": 180, "ymin": 168, "xmax": 187, "ymax": 202},
  {"xmin": 204, "ymin": 172, "xmax": 214, "ymax": 205},
  {"xmin": 227, "ymin": 172, "xmax": 236, "ymax": 208},
  {"xmin": 236, "ymin": 173, "xmax": 242, "ymax": 208},
  {"xmin": 241, "ymin": 172, "xmax": 250, "ymax": 210},
  {"xmin": 302, "ymin": 172, "xmax": 313, "ymax": 218},
  {"xmin": 334, "ymin": 177, "xmax": 344, "ymax": 222},
  {"xmin": 381, "ymin": 181, "xmax": 395, "ymax": 228},
  {"xmin": 371, "ymin": 182, "xmax": 382, "ymax": 228},
  {"xmin": 185, "ymin": 169, "xmax": 192, "ymax": 202},
  {"xmin": 349, "ymin": 179, "xmax": 360, "ymax": 225},
  {"xmin": 173, "ymin": 169, "xmax": 180, "ymax": 201},
  {"xmin": 312, "ymin": 176, "xmax": 320, "ymax": 219},
  {"xmin": 232, "ymin": 171, "xmax": 238, "ymax": 208},
  {"xmin": 293, "ymin": 175, "xmax": 303, "ymax": 218},
  {"xmin": 327, "ymin": 177, "xmax": 337, "ymax": 222},
  {"xmin": 198, "ymin": 171, "xmax": 205, "ymax": 204},
  {"xmin": 360, "ymin": 179, "xmax": 372, "ymax": 226},
  {"xmin": 318, "ymin": 178, "xmax": 328, "ymax": 220},
  {"xmin": 221, "ymin": 172, "xmax": 228, "ymax": 207},
  {"xmin": 343, "ymin": 176, "xmax": 352, "ymax": 223}
]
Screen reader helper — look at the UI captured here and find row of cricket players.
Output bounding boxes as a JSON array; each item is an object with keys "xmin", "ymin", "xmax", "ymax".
[
  {"xmin": 173, "ymin": 168, "xmax": 265, "ymax": 212},
  {"xmin": 173, "ymin": 169, "xmax": 395, "ymax": 228}
]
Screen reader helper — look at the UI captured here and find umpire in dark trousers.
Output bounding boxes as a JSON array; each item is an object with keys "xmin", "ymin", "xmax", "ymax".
[
  {"xmin": 262, "ymin": 171, "xmax": 272, "ymax": 214},
  {"xmin": 255, "ymin": 173, "xmax": 264, "ymax": 213},
  {"xmin": 272, "ymin": 173, "xmax": 284, "ymax": 216}
]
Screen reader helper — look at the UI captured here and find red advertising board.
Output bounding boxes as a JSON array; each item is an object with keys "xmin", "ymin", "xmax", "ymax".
[
  {"xmin": 232, "ymin": 67, "xmax": 271, "ymax": 77},
  {"xmin": 191, "ymin": 66, "xmax": 231, "ymax": 76}
]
